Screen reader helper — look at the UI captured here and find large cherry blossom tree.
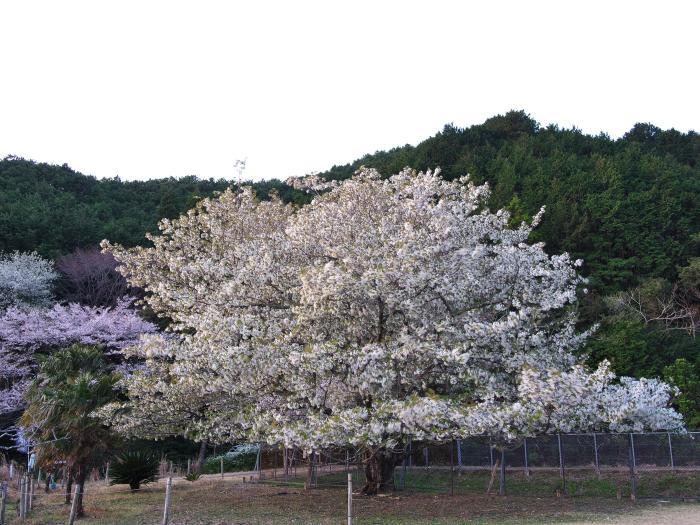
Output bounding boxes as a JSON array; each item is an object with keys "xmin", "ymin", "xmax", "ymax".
[{"xmin": 102, "ymin": 168, "xmax": 683, "ymax": 494}]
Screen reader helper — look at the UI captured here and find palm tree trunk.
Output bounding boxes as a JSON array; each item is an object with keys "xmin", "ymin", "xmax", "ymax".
[
  {"xmin": 74, "ymin": 465, "xmax": 88, "ymax": 518},
  {"xmin": 65, "ymin": 472, "xmax": 73, "ymax": 505}
]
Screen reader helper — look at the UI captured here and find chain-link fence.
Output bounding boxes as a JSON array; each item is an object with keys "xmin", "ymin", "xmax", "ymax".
[
  {"xmin": 0, "ymin": 433, "xmax": 698, "ymax": 524},
  {"xmin": 253, "ymin": 432, "xmax": 700, "ymax": 499}
]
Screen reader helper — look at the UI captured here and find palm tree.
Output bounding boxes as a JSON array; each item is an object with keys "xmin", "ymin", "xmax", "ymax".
[{"xmin": 21, "ymin": 345, "xmax": 119, "ymax": 518}]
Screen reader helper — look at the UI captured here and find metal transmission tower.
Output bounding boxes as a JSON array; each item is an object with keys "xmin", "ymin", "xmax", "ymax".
[{"xmin": 233, "ymin": 158, "xmax": 247, "ymax": 189}]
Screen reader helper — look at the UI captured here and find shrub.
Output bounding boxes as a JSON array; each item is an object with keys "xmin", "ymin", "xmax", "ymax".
[
  {"xmin": 202, "ymin": 444, "xmax": 258, "ymax": 474},
  {"xmin": 185, "ymin": 471, "xmax": 201, "ymax": 482},
  {"xmin": 109, "ymin": 451, "xmax": 159, "ymax": 491}
]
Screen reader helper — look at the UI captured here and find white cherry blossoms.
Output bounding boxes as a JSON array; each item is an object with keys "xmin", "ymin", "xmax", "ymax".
[{"xmin": 101, "ymin": 167, "xmax": 684, "ymax": 451}]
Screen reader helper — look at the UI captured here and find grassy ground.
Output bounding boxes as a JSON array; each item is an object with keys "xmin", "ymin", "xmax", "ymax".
[
  {"xmin": 310, "ymin": 467, "xmax": 700, "ymax": 499},
  {"xmin": 3, "ymin": 469, "xmax": 698, "ymax": 524}
]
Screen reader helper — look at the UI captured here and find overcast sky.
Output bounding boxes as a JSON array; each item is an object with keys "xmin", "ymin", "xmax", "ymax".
[{"xmin": 1, "ymin": 1, "xmax": 698, "ymax": 182}]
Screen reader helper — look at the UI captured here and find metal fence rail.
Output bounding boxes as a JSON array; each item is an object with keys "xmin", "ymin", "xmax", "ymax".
[
  {"xmin": 253, "ymin": 432, "xmax": 700, "ymax": 499},
  {"xmin": 255, "ymin": 432, "xmax": 699, "ymax": 473}
]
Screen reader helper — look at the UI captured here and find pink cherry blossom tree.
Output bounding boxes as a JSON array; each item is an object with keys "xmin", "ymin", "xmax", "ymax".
[{"xmin": 0, "ymin": 298, "xmax": 156, "ymax": 416}]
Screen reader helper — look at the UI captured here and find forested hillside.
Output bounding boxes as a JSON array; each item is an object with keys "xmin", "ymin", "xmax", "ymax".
[
  {"xmin": 321, "ymin": 111, "xmax": 700, "ymax": 294},
  {"xmin": 2, "ymin": 111, "xmax": 698, "ymax": 291},
  {"xmin": 1, "ymin": 111, "xmax": 699, "ymax": 423}
]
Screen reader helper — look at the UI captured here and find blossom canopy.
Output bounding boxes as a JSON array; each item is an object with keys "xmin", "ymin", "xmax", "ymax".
[{"xmin": 102, "ymin": 168, "xmax": 683, "ymax": 449}]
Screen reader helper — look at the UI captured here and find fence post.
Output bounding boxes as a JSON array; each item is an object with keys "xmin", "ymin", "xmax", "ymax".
[
  {"xmin": 489, "ymin": 442, "xmax": 494, "ymax": 470},
  {"xmin": 255, "ymin": 445, "xmax": 262, "ymax": 480},
  {"xmin": 29, "ymin": 477, "xmax": 34, "ymax": 512},
  {"xmin": 161, "ymin": 477, "xmax": 172, "ymax": 525},
  {"xmin": 408, "ymin": 437, "xmax": 412, "ymax": 467},
  {"xmin": 628, "ymin": 434, "xmax": 636, "ymax": 501},
  {"xmin": 0, "ymin": 481, "xmax": 7, "ymax": 525},
  {"xmin": 557, "ymin": 433, "xmax": 566, "ymax": 496},
  {"xmin": 630, "ymin": 433, "xmax": 636, "ymax": 472},
  {"xmin": 220, "ymin": 456, "xmax": 224, "ymax": 479},
  {"xmin": 187, "ymin": 459, "xmax": 191, "ymax": 476},
  {"xmin": 273, "ymin": 448, "xmax": 277, "ymax": 480},
  {"xmin": 523, "ymin": 438, "xmax": 529, "ymax": 478},
  {"xmin": 456, "ymin": 439, "xmax": 463, "ymax": 469},
  {"xmin": 24, "ymin": 475, "xmax": 30, "ymax": 516},
  {"xmin": 423, "ymin": 447, "xmax": 429, "ymax": 470},
  {"xmin": 347, "ymin": 473, "xmax": 353, "ymax": 525},
  {"xmin": 8, "ymin": 464, "xmax": 12, "ymax": 481},
  {"xmin": 285, "ymin": 448, "xmax": 290, "ymax": 482},
  {"xmin": 592, "ymin": 433, "xmax": 600, "ymax": 477},
  {"xmin": 67, "ymin": 483, "xmax": 80, "ymax": 525},
  {"xmin": 498, "ymin": 449, "xmax": 506, "ymax": 496},
  {"xmin": 18, "ymin": 476, "xmax": 23, "ymax": 519},
  {"xmin": 450, "ymin": 440, "xmax": 455, "ymax": 496},
  {"xmin": 19, "ymin": 475, "xmax": 26, "ymax": 519},
  {"xmin": 399, "ymin": 451, "xmax": 407, "ymax": 490},
  {"xmin": 667, "ymin": 432, "xmax": 675, "ymax": 471}
]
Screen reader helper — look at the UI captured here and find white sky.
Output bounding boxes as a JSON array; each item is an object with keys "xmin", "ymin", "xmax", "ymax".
[{"xmin": 1, "ymin": 1, "xmax": 698, "ymax": 182}]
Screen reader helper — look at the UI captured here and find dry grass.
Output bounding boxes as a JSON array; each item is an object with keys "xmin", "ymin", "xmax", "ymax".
[{"xmin": 1, "ymin": 472, "xmax": 697, "ymax": 525}]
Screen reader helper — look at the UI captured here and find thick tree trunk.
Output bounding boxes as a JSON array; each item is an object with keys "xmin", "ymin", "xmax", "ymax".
[
  {"xmin": 74, "ymin": 465, "xmax": 88, "ymax": 518},
  {"xmin": 361, "ymin": 449, "xmax": 400, "ymax": 495},
  {"xmin": 65, "ymin": 473, "xmax": 73, "ymax": 505},
  {"xmin": 195, "ymin": 441, "xmax": 207, "ymax": 471}
]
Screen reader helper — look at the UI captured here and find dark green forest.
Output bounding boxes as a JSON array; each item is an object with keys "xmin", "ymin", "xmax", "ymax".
[{"xmin": 2, "ymin": 110, "xmax": 699, "ymax": 424}]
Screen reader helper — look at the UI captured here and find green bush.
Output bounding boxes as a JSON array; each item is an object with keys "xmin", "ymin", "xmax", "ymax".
[
  {"xmin": 185, "ymin": 471, "xmax": 201, "ymax": 482},
  {"xmin": 109, "ymin": 451, "xmax": 159, "ymax": 491},
  {"xmin": 201, "ymin": 444, "xmax": 258, "ymax": 474}
]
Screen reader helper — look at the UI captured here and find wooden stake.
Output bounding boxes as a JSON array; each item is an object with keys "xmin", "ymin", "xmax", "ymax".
[
  {"xmin": 557, "ymin": 433, "xmax": 566, "ymax": 496},
  {"xmin": 161, "ymin": 477, "xmax": 172, "ymax": 525},
  {"xmin": 68, "ymin": 483, "xmax": 81, "ymax": 525},
  {"xmin": 347, "ymin": 473, "xmax": 352, "ymax": 525},
  {"xmin": 28, "ymin": 477, "xmax": 34, "ymax": 512},
  {"xmin": 668, "ymin": 432, "xmax": 675, "ymax": 472},
  {"xmin": 498, "ymin": 449, "xmax": 506, "ymax": 496},
  {"xmin": 628, "ymin": 433, "xmax": 637, "ymax": 501},
  {"xmin": 592, "ymin": 432, "xmax": 600, "ymax": 478},
  {"xmin": 0, "ymin": 481, "xmax": 7, "ymax": 525},
  {"xmin": 19, "ymin": 475, "xmax": 26, "ymax": 519}
]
